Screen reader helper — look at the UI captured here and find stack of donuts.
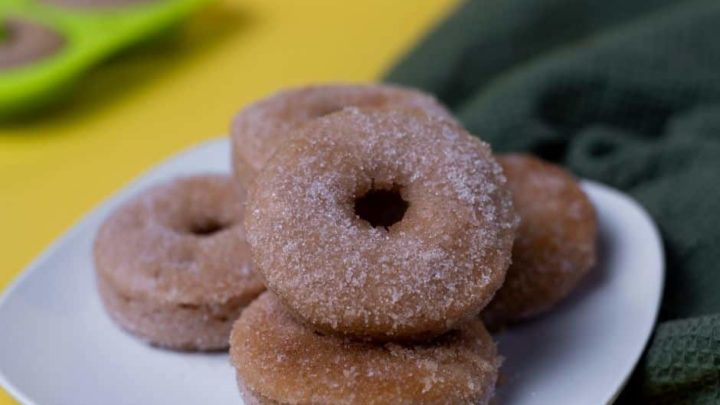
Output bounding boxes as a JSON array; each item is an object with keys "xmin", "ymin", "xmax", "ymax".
[{"xmin": 94, "ymin": 83, "xmax": 597, "ymax": 404}]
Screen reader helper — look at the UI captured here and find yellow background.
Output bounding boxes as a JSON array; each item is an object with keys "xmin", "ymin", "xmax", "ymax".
[{"xmin": 0, "ymin": 0, "xmax": 458, "ymax": 402}]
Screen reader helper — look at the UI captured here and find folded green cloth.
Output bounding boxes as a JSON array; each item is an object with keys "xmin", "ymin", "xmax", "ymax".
[{"xmin": 386, "ymin": 0, "xmax": 720, "ymax": 403}]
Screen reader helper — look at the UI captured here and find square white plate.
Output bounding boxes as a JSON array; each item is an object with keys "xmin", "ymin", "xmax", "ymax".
[{"xmin": 0, "ymin": 139, "xmax": 663, "ymax": 405}]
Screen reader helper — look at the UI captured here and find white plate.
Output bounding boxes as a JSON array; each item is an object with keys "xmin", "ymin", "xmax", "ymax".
[{"xmin": 0, "ymin": 139, "xmax": 663, "ymax": 405}]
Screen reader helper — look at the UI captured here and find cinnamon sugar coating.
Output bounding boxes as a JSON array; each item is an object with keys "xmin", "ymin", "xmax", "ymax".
[
  {"xmin": 230, "ymin": 83, "xmax": 454, "ymax": 187},
  {"xmin": 245, "ymin": 108, "xmax": 517, "ymax": 341},
  {"xmin": 482, "ymin": 154, "xmax": 597, "ymax": 328},
  {"xmin": 93, "ymin": 174, "xmax": 265, "ymax": 350},
  {"xmin": 230, "ymin": 293, "xmax": 500, "ymax": 405}
]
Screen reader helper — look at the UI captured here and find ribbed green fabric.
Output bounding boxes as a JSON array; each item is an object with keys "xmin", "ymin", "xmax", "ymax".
[{"xmin": 386, "ymin": 1, "xmax": 720, "ymax": 403}]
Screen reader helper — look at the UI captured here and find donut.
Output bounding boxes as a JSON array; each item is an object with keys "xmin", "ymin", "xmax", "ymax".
[
  {"xmin": 245, "ymin": 108, "xmax": 517, "ymax": 341},
  {"xmin": 482, "ymin": 154, "xmax": 597, "ymax": 328},
  {"xmin": 43, "ymin": 0, "xmax": 155, "ymax": 8},
  {"xmin": 230, "ymin": 292, "xmax": 501, "ymax": 405},
  {"xmin": 0, "ymin": 18, "xmax": 64, "ymax": 71},
  {"xmin": 230, "ymin": 83, "xmax": 454, "ymax": 187},
  {"xmin": 93, "ymin": 174, "xmax": 265, "ymax": 350}
]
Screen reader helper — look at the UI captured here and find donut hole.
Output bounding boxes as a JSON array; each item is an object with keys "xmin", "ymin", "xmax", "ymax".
[
  {"xmin": 187, "ymin": 218, "xmax": 230, "ymax": 237},
  {"xmin": 354, "ymin": 185, "xmax": 409, "ymax": 229}
]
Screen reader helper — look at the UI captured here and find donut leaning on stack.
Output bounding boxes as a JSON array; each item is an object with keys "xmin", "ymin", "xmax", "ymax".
[
  {"xmin": 230, "ymin": 84, "xmax": 518, "ymax": 404},
  {"xmin": 243, "ymin": 108, "xmax": 517, "ymax": 341}
]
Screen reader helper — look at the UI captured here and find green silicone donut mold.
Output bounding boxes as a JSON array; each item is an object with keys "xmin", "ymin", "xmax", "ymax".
[{"xmin": 0, "ymin": 0, "xmax": 212, "ymax": 119}]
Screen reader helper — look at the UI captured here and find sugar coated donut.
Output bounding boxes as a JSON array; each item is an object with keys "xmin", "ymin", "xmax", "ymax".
[
  {"xmin": 230, "ymin": 83, "xmax": 454, "ymax": 187},
  {"xmin": 94, "ymin": 174, "xmax": 265, "ymax": 350},
  {"xmin": 245, "ymin": 108, "xmax": 517, "ymax": 341},
  {"xmin": 482, "ymin": 154, "xmax": 597, "ymax": 328},
  {"xmin": 231, "ymin": 292, "xmax": 500, "ymax": 405},
  {"xmin": 0, "ymin": 18, "xmax": 64, "ymax": 70}
]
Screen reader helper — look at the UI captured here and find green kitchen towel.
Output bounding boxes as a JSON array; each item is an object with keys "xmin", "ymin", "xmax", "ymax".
[{"xmin": 386, "ymin": 0, "xmax": 720, "ymax": 403}]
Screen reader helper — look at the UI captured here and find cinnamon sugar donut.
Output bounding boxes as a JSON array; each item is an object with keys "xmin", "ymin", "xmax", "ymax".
[
  {"xmin": 482, "ymin": 154, "xmax": 597, "ymax": 328},
  {"xmin": 230, "ymin": 83, "xmax": 454, "ymax": 187},
  {"xmin": 94, "ymin": 174, "xmax": 264, "ymax": 351},
  {"xmin": 230, "ymin": 292, "xmax": 501, "ymax": 405},
  {"xmin": 245, "ymin": 108, "xmax": 517, "ymax": 341},
  {"xmin": 0, "ymin": 18, "xmax": 64, "ymax": 70}
]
